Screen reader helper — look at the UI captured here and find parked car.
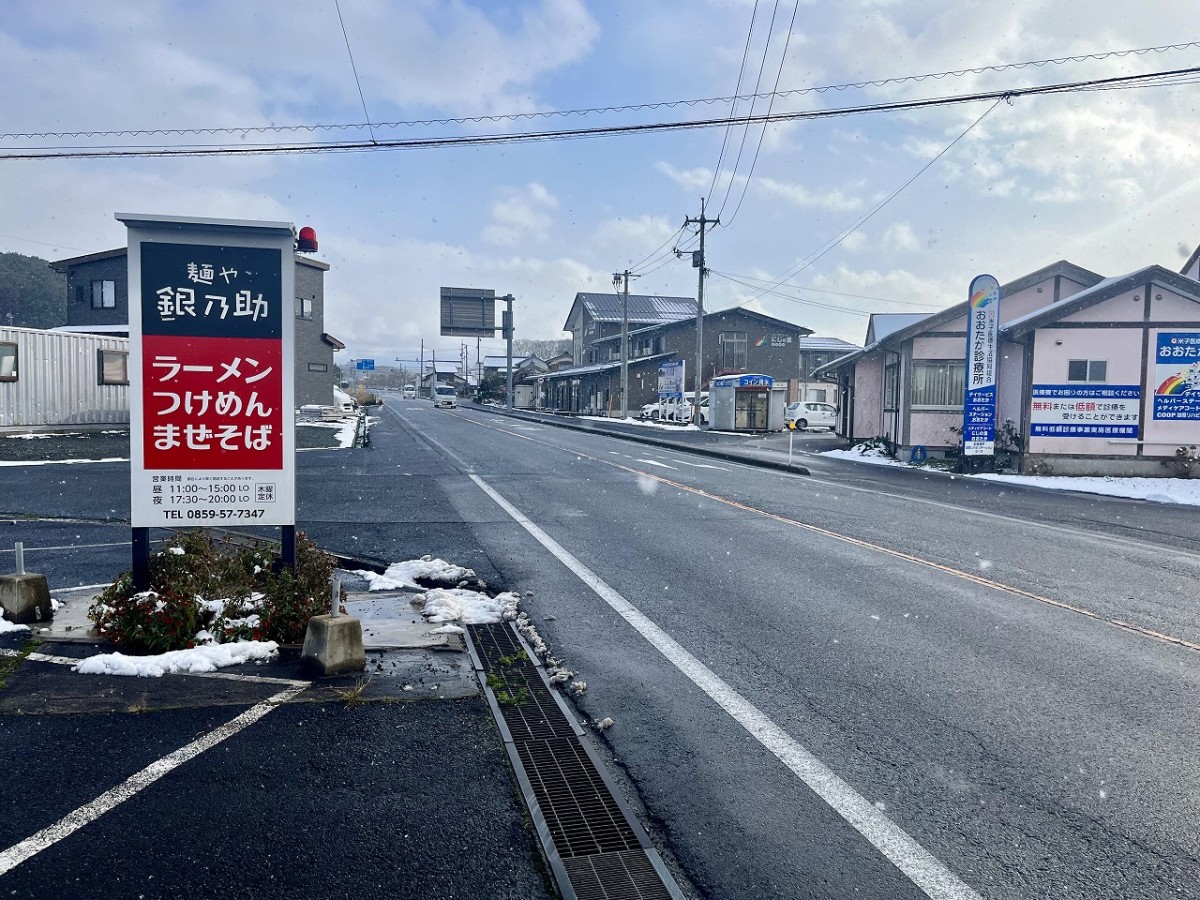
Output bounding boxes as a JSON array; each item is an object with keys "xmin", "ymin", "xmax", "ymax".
[
  {"xmin": 639, "ymin": 393, "xmax": 708, "ymax": 425},
  {"xmin": 785, "ymin": 401, "xmax": 837, "ymax": 430},
  {"xmin": 433, "ymin": 385, "xmax": 458, "ymax": 409},
  {"xmin": 402, "ymin": 385, "xmax": 416, "ymax": 399}
]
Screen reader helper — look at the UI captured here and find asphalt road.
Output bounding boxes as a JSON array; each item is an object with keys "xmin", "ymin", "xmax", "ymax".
[
  {"xmin": 379, "ymin": 398, "xmax": 1200, "ymax": 900},
  {"xmin": 4, "ymin": 400, "xmax": 1200, "ymax": 899}
]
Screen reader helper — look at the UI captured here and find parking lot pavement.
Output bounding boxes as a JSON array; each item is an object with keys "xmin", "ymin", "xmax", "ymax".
[{"xmin": 0, "ymin": 624, "xmax": 555, "ymax": 900}]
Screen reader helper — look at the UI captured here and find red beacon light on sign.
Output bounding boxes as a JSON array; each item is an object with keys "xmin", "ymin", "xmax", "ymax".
[{"xmin": 296, "ymin": 226, "xmax": 318, "ymax": 252}]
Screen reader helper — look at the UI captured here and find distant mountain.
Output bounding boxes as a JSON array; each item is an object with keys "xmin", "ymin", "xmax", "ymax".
[{"xmin": 0, "ymin": 251, "xmax": 66, "ymax": 329}]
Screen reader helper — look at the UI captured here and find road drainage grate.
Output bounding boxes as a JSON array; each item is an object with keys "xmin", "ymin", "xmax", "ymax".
[{"xmin": 467, "ymin": 621, "xmax": 683, "ymax": 900}]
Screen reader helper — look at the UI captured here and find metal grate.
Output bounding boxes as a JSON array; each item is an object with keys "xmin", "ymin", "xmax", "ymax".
[
  {"xmin": 468, "ymin": 622, "xmax": 683, "ymax": 900},
  {"xmin": 563, "ymin": 851, "xmax": 675, "ymax": 900}
]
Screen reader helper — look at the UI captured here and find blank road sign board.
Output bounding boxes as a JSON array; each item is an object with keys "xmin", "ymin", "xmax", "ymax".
[{"xmin": 440, "ymin": 286, "xmax": 496, "ymax": 337}]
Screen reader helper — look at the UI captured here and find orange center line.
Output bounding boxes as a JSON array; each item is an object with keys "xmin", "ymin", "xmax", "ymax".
[{"xmin": 461, "ymin": 413, "xmax": 1200, "ymax": 654}]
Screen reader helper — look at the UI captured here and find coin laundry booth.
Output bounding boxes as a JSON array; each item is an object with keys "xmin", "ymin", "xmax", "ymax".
[{"xmin": 708, "ymin": 373, "xmax": 786, "ymax": 431}]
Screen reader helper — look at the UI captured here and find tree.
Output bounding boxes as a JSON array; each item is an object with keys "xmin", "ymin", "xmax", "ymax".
[
  {"xmin": 512, "ymin": 338, "xmax": 570, "ymax": 360},
  {"xmin": 0, "ymin": 252, "xmax": 66, "ymax": 329},
  {"xmin": 475, "ymin": 372, "xmax": 507, "ymax": 402}
]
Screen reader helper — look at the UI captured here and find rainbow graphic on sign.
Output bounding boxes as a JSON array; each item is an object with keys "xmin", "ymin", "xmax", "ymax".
[
  {"xmin": 1157, "ymin": 363, "xmax": 1200, "ymax": 395},
  {"xmin": 970, "ymin": 281, "xmax": 998, "ymax": 309},
  {"xmin": 754, "ymin": 336, "xmax": 768, "ymax": 347}
]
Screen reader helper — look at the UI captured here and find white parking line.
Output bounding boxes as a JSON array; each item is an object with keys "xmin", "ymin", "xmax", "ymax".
[
  {"xmin": 0, "ymin": 682, "xmax": 307, "ymax": 876},
  {"xmin": 468, "ymin": 472, "xmax": 982, "ymax": 900}
]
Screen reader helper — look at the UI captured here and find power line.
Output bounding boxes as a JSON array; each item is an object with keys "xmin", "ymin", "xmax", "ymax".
[
  {"xmin": 2, "ymin": 41, "xmax": 1196, "ymax": 142},
  {"xmin": 333, "ymin": 0, "xmax": 376, "ymax": 143},
  {"xmin": 727, "ymin": 98, "xmax": 1004, "ymax": 311},
  {"xmin": 710, "ymin": 270, "xmax": 947, "ymax": 308},
  {"xmin": 715, "ymin": 0, "xmax": 783, "ymax": 217},
  {"xmin": 705, "ymin": 0, "xmax": 761, "ymax": 204},
  {"xmin": 720, "ymin": 0, "xmax": 801, "ymax": 226},
  {"xmin": 709, "ymin": 270, "xmax": 875, "ymax": 317},
  {"xmin": 5, "ymin": 65, "xmax": 1194, "ymax": 160}
]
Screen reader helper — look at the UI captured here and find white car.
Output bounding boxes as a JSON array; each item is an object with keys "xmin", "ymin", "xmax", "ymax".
[
  {"xmin": 640, "ymin": 393, "xmax": 708, "ymax": 425},
  {"xmin": 402, "ymin": 385, "xmax": 416, "ymax": 399},
  {"xmin": 433, "ymin": 385, "xmax": 458, "ymax": 408},
  {"xmin": 785, "ymin": 401, "xmax": 837, "ymax": 430}
]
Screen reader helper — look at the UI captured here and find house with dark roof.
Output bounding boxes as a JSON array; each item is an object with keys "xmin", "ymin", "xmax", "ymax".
[
  {"xmin": 49, "ymin": 247, "xmax": 344, "ymax": 407},
  {"xmin": 818, "ymin": 254, "xmax": 1200, "ymax": 475},
  {"xmin": 563, "ymin": 292, "xmax": 697, "ymax": 367},
  {"xmin": 798, "ymin": 336, "xmax": 859, "ymax": 404},
  {"xmin": 542, "ymin": 306, "xmax": 812, "ymax": 416}
]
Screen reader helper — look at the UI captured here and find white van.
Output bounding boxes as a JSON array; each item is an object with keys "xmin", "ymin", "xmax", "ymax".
[
  {"xmin": 433, "ymin": 385, "xmax": 458, "ymax": 409},
  {"xmin": 402, "ymin": 385, "xmax": 416, "ymax": 399}
]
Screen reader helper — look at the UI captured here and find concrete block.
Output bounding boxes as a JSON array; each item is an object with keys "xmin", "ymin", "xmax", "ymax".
[
  {"xmin": 0, "ymin": 573, "xmax": 53, "ymax": 626},
  {"xmin": 301, "ymin": 615, "xmax": 366, "ymax": 676}
]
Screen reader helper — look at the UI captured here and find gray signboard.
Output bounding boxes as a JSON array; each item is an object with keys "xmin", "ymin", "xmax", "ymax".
[{"xmin": 440, "ymin": 286, "xmax": 496, "ymax": 336}]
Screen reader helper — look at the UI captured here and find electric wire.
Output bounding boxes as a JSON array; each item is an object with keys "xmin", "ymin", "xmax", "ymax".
[
  {"xmin": 710, "ymin": 270, "xmax": 948, "ymax": 308},
  {"xmin": 714, "ymin": 0, "xmax": 781, "ymax": 216},
  {"xmin": 2, "ymin": 40, "xmax": 1194, "ymax": 142},
  {"xmin": 710, "ymin": 270, "xmax": 875, "ymax": 316},
  {"xmin": 724, "ymin": 98, "xmax": 1004, "ymax": 313},
  {"xmin": 3, "ymin": 66, "xmax": 1191, "ymax": 160},
  {"xmin": 705, "ymin": 0, "xmax": 760, "ymax": 204},
  {"xmin": 720, "ymin": 0, "xmax": 802, "ymax": 226},
  {"xmin": 334, "ymin": 0, "xmax": 376, "ymax": 143}
]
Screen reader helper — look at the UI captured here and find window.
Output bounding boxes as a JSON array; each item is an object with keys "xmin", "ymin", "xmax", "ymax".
[
  {"xmin": 98, "ymin": 349, "xmax": 128, "ymax": 385},
  {"xmin": 295, "ymin": 296, "xmax": 313, "ymax": 319},
  {"xmin": 884, "ymin": 360, "xmax": 900, "ymax": 410},
  {"xmin": 806, "ymin": 352, "xmax": 833, "ymax": 376},
  {"xmin": 0, "ymin": 342, "xmax": 17, "ymax": 381},
  {"xmin": 910, "ymin": 361, "xmax": 965, "ymax": 409},
  {"xmin": 308, "ymin": 362, "xmax": 328, "ymax": 373},
  {"xmin": 719, "ymin": 332, "xmax": 747, "ymax": 369},
  {"xmin": 1067, "ymin": 359, "xmax": 1107, "ymax": 383},
  {"xmin": 808, "ymin": 388, "xmax": 828, "ymax": 403},
  {"xmin": 91, "ymin": 280, "xmax": 115, "ymax": 309}
]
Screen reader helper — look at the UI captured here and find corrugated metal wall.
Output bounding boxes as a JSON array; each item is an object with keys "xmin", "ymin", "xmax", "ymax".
[{"xmin": 0, "ymin": 327, "xmax": 130, "ymax": 428}]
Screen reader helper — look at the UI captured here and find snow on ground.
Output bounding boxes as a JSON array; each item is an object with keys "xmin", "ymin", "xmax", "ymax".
[
  {"xmin": 356, "ymin": 556, "xmax": 476, "ymax": 590},
  {"xmin": 296, "ymin": 417, "xmax": 358, "ymax": 447},
  {"xmin": 579, "ymin": 415, "xmax": 700, "ymax": 432},
  {"xmin": 0, "ymin": 617, "xmax": 30, "ymax": 634},
  {"xmin": 0, "ymin": 457, "xmax": 128, "ymax": 467},
  {"xmin": 73, "ymin": 641, "xmax": 279, "ymax": 677},
  {"xmin": 823, "ymin": 446, "xmax": 1200, "ymax": 506},
  {"xmin": 417, "ymin": 588, "xmax": 519, "ymax": 625},
  {"xmin": 5, "ymin": 432, "xmax": 83, "ymax": 440}
]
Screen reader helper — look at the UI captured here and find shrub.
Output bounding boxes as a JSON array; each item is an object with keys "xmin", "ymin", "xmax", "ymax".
[
  {"xmin": 88, "ymin": 530, "xmax": 338, "ymax": 653},
  {"xmin": 1164, "ymin": 445, "xmax": 1200, "ymax": 479}
]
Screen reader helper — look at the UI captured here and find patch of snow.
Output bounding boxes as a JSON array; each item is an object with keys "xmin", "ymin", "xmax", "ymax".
[
  {"xmin": 580, "ymin": 415, "xmax": 700, "ymax": 432},
  {"xmin": 0, "ymin": 617, "xmax": 30, "ymax": 634},
  {"xmin": 416, "ymin": 588, "xmax": 519, "ymax": 625},
  {"xmin": 167, "ymin": 546, "xmax": 185, "ymax": 555},
  {"xmin": 73, "ymin": 640, "xmax": 279, "ymax": 677},
  {"xmin": 975, "ymin": 473, "xmax": 1200, "ymax": 506},
  {"xmin": 357, "ymin": 556, "xmax": 476, "ymax": 591},
  {"xmin": 429, "ymin": 624, "xmax": 465, "ymax": 635}
]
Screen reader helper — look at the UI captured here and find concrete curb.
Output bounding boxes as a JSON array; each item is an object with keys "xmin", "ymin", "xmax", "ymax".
[{"xmin": 464, "ymin": 403, "xmax": 813, "ymax": 476}]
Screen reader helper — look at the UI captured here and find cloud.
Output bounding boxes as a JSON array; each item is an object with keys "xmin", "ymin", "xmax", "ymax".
[
  {"xmin": 883, "ymin": 222, "xmax": 919, "ymax": 253},
  {"xmin": 481, "ymin": 182, "xmax": 560, "ymax": 247},
  {"xmin": 753, "ymin": 176, "xmax": 865, "ymax": 211}
]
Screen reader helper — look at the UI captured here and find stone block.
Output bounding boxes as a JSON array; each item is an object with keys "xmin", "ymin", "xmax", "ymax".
[
  {"xmin": 0, "ymin": 573, "xmax": 53, "ymax": 626},
  {"xmin": 300, "ymin": 615, "xmax": 366, "ymax": 676}
]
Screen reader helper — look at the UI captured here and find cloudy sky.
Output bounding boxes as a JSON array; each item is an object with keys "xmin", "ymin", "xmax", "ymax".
[{"xmin": 3, "ymin": 0, "xmax": 1199, "ymax": 365}]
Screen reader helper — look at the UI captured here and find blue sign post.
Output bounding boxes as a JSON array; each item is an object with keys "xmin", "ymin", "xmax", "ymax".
[
  {"xmin": 355, "ymin": 359, "xmax": 375, "ymax": 371},
  {"xmin": 962, "ymin": 274, "xmax": 1000, "ymax": 460}
]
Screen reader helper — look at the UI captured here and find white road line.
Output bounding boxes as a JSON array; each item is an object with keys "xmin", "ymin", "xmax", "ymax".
[
  {"xmin": 0, "ymin": 682, "xmax": 307, "ymax": 876},
  {"xmin": 636, "ymin": 459, "xmax": 677, "ymax": 470},
  {"xmin": 669, "ymin": 459, "xmax": 729, "ymax": 470},
  {"xmin": 468, "ymin": 472, "xmax": 982, "ymax": 900}
]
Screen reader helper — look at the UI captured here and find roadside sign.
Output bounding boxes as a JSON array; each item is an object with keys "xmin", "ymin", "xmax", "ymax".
[
  {"xmin": 962, "ymin": 274, "xmax": 1000, "ymax": 456},
  {"xmin": 355, "ymin": 359, "xmax": 375, "ymax": 371},
  {"xmin": 657, "ymin": 359, "xmax": 685, "ymax": 399},
  {"xmin": 120, "ymin": 213, "xmax": 296, "ymax": 529},
  {"xmin": 440, "ymin": 286, "xmax": 496, "ymax": 336}
]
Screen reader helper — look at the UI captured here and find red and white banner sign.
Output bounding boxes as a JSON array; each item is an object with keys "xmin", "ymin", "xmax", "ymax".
[{"xmin": 123, "ymin": 216, "xmax": 296, "ymax": 528}]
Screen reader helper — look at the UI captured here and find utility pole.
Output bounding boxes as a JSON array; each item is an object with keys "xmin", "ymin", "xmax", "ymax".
[
  {"xmin": 684, "ymin": 198, "xmax": 719, "ymax": 426},
  {"xmin": 419, "ymin": 339, "xmax": 425, "ymax": 398},
  {"xmin": 502, "ymin": 294, "xmax": 515, "ymax": 411},
  {"xmin": 476, "ymin": 336, "xmax": 482, "ymax": 387},
  {"xmin": 612, "ymin": 269, "xmax": 639, "ymax": 419}
]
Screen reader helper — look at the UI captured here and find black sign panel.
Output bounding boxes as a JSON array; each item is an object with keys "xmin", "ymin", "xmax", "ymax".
[{"xmin": 141, "ymin": 242, "xmax": 282, "ymax": 339}]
